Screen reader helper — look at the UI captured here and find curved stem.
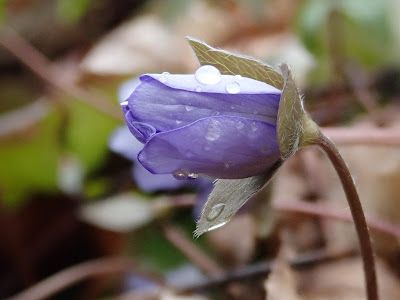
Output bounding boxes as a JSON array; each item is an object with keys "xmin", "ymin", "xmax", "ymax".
[{"xmin": 316, "ymin": 133, "xmax": 378, "ymax": 300}]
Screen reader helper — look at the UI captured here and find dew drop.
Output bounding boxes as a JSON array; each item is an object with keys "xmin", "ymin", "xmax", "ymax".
[
  {"xmin": 188, "ymin": 173, "xmax": 199, "ymax": 180},
  {"xmin": 162, "ymin": 71, "xmax": 170, "ymax": 75},
  {"xmin": 176, "ymin": 120, "xmax": 183, "ymax": 124},
  {"xmin": 195, "ymin": 65, "xmax": 221, "ymax": 85},
  {"xmin": 205, "ymin": 120, "xmax": 223, "ymax": 141},
  {"xmin": 211, "ymin": 111, "xmax": 220, "ymax": 116},
  {"xmin": 159, "ymin": 75, "xmax": 167, "ymax": 83},
  {"xmin": 173, "ymin": 169, "xmax": 190, "ymax": 180},
  {"xmin": 206, "ymin": 203, "xmax": 225, "ymax": 221},
  {"xmin": 251, "ymin": 122, "xmax": 258, "ymax": 132},
  {"xmin": 224, "ymin": 161, "xmax": 233, "ymax": 168},
  {"xmin": 236, "ymin": 121, "xmax": 244, "ymax": 130},
  {"xmin": 226, "ymin": 81, "xmax": 241, "ymax": 94},
  {"xmin": 120, "ymin": 101, "xmax": 128, "ymax": 106},
  {"xmin": 185, "ymin": 105, "xmax": 194, "ymax": 111},
  {"xmin": 195, "ymin": 86, "xmax": 202, "ymax": 92},
  {"xmin": 230, "ymin": 105, "xmax": 236, "ymax": 110},
  {"xmin": 235, "ymin": 74, "xmax": 243, "ymax": 80}
]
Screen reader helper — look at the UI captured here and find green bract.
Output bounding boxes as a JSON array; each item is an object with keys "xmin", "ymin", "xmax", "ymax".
[{"xmin": 187, "ymin": 37, "xmax": 319, "ymax": 235}]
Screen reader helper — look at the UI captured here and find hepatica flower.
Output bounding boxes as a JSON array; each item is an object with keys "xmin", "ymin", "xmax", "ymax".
[
  {"xmin": 122, "ymin": 65, "xmax": 282, "ymax": 180},
  {"xmin": 121, "ymin": 37, "xmax": 315, "ymax": 236}
]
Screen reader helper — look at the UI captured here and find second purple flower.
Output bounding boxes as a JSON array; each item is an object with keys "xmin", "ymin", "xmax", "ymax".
[{"xmin": 122, "ymin": 65, "xmax": 282, "ymax": 179}]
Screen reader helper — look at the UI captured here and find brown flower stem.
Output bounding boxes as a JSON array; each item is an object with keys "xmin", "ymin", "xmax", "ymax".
[{"xmin": 316, "ymin": 133, "xmax": 378, "ymax": 300}]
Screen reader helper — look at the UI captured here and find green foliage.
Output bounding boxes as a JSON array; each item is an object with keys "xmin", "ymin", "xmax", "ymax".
[
  {"xmin": 56, "ymin": 0, "xmax": 92, "ymax": 23},
  {"xmin": 187, "ymin": 37, "xmax": 284, "ymax": 89},
  {"xmin": 65, "ymin": 99, "xmax": 120, "ymax": 175},
  {"xmin": 136, "ymin": 225, "xmax": 188, "ymax": 270},
  {"xmin": 0, "ymin": 111, "xmax": 61, "ymax": 207},
  {"xmin": 295, "ymin": 0, "xmax": 393, "ymax": 82},
  {"xmin": 0, "ymin": 0, "xmax": 6, "ymax": 22}
]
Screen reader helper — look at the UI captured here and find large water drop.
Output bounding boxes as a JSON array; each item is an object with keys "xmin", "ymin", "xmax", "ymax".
[
  {"xmin": 226, "ymin": 81, "xmax": 241, "ymax": 94},
  {"xmin": 206, "ymin": 203, "xmax": 225, "ymax": 221},
  {"xmin": 185, "ymin": 105, "xmax": 194, "ymax": 112},
  {"xmin": 195, "ymin": 65, "xmax": 222, "ymax": 85}
]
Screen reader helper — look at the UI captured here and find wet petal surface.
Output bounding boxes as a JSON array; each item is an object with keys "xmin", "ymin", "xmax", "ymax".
[
  {"xmin": 128, "ymin": 75, "xmax": 281, "ymax": 132},
  {"xmin": 138, "ymin": 116, "xmax": 280, "ymax": 179}
]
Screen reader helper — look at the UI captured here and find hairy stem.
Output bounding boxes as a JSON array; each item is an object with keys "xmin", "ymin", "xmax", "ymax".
[{"xmin": 317, "ymin": 134, "xmax": 378, "ymax": 300}]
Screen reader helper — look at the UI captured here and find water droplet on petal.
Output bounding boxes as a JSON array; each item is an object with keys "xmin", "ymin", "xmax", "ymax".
[
  {"xmin": 230, "ymin": 105, "xmax": 236, "ymax": 110},
  {"xmin": 120, "ymin": 101, "xmax": 128, "ymax": 106},
  {"xmin": 159, "ymin": 75, "xmax": 167, "ymax": 83},
  {"xmin": 188, "ymin": 173, "xmax": 199, "ymax": 180},
  {"xmin": 173, "ymin": 169, "xmax": 190, "ymax": 180},
  {"xmin": 207, "ymin": 203, "xmax": 225, "ymax": 221},
  {"xmin": 235, "ymin": 75, "xmax": 242, "ymax": 80},
  {"xmin": 195, "ymin": 65, "xmax": 222, "ymax": 85},
  {"xmin": 185, "ymin": 105, "xmax": 193, "ymax": 111},
  {"xmin": 251, "ymin": 122, "xmax": 258, "ymax": 131},
  {"xmin": 236, "ymin": 121, "xmax": 244, "ymax": 130},
  {"xmin": 211, "ymin": 111, "xmax": 220, "ymax": 116},
  {"xmin": 224, "ymin": 161, "xmax": 233, "ymax": 168},
  {"xmin": 162, "ymin": 71, "xmax": 170, "ymax": 75},
  {"xmin": 226, "ymin": 81, "xmax": 241, "ymax": 94},
  {"xmin": 195, "ymin": 86, "xmax": 202, "ymax": 92},
  {"xmin": 176, "ymin": 120, "xmax": 182, "ymax": 124},
  {"xmin": 205, "ymin": 119, "xmax": 223, "ymax": 141}
]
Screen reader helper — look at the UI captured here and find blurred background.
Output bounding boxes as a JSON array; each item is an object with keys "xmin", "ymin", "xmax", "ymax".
[{"xmin": 1, "ymin": 0, "xmax": 400, "ymax": 299}]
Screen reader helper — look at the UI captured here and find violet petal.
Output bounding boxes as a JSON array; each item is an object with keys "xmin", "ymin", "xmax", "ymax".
[
  {"xmin": 128, "ymin": 75, "xmax": 281, "ymax": 132},
  {"xmin": 124, "ymin": 110, "xmax": 156, "ymax": 144},
  {"xmin": 138, "ymin": 116, "xmax": 280, "ymax": 179}
]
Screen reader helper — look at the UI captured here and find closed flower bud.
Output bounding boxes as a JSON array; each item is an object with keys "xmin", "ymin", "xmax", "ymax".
[{"xmin": 122, "ymin": 65, "xmax": 282, "ymax": 179}]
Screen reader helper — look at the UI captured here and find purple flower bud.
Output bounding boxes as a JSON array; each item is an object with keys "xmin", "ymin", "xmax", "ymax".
[{"xmin": 123, "ymin": 65, "xmax": 282, "ymax": 179}]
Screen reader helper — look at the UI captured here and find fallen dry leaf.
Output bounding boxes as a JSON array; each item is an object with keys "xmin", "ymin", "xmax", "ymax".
[
  {"xmin": 264, "ymin": 246, "xmax": 303, "ymax": 300},
  {"xmin": 298, "ymin": 257, "xmax": 400, "ymax": 300}
]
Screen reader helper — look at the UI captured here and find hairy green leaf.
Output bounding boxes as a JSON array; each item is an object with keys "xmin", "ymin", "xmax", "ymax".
[
  {"xmin": 187, "ymin": 37, "xmax": 284, "ymax": 89},
  {"xmin": 195, "ymin": 160, "xmax": 282, "ymax": 237},
  {"xmin": 277, "ymin": 63, "xmax": 305, "ymax": 159}
]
